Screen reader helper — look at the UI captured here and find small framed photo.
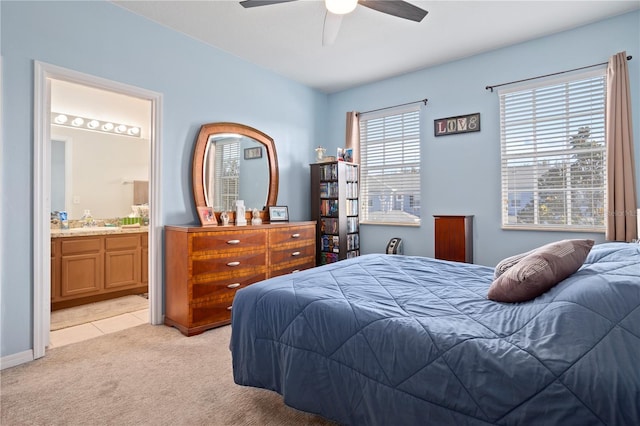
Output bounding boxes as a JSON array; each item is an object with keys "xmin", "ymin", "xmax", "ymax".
[
  {"xmin": 268, "ymin": 205, "xmax": 289, "ymax": 222},
  {"xmin": 244, "ymin": 146, "xmax": 262, "ymax": 160},
  {"xmin": 343, "ymin": 148, "xmax": 353, "ymax": 163},
  {"xmin": 197, "ymin": 206, "xmax": 218, "ymax": 227}
]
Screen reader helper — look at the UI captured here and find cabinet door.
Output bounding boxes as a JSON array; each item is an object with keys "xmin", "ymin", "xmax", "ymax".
[
  {"xmin": 141, "ymin": 233, "xmax": 148, "ymax": 285},
  {"xmin": 60, "ymin": 237, "xmax": 103, "ymax": 297},
  {"xmin": 105, "ymin": 235, "xmax": 141, "ymax": 289}
]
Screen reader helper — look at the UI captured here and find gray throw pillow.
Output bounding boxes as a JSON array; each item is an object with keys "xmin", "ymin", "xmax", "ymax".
[
  {"xmin": 494, "ymin": 249, "xmax": 535, "ymax": 279},
  {"xmin": 487, "ymin": 239, "xmax": 594, "ymax": 303}
]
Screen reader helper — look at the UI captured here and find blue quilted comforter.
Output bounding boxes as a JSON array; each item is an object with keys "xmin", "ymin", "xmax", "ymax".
[{"xmin": 231, "ymin": 243, "xmax": 640, "ymax": 425}]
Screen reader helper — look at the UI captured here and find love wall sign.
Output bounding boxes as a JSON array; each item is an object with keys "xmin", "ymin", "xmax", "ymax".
[{"xmin": 434, "ymin": 113, "xmax": 480, "ymax": 137}]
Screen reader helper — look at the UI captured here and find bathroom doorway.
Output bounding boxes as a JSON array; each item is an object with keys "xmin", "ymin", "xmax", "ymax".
[
  {"xmin": 34, "ymin": 62, "xmax": 163, "ymax": 358},
  {"xmin": 49, "ymin": 79, "xmax": 151, "ymax": 344}
]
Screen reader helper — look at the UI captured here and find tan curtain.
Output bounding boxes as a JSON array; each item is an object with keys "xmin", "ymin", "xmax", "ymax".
[
  {"xmin": 606, "ymin": 51, "xmax": 638, "ymax": 241},
  {"xmin": 345, "ymin": 111, "xmax": 360, "ymax": 165}
]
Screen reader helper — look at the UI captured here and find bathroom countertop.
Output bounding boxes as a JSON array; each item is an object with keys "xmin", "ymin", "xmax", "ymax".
[{"xmin": 51, "ymin": 226, "xmax": 149, "ymax": 238}]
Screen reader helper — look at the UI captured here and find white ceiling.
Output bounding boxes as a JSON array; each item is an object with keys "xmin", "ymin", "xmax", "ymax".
[{"xmin": 113, "ymin": 0, "xmax": 640, "ymax": 93}]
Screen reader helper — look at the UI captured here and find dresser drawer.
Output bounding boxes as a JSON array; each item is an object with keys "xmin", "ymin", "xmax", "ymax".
[
  {"xmin": 270, "ymin": 242, "xmax": 315, "ymax": 264},
  {"xmin": 191, "ymin": 271, "xmax": 267, "ymax": 302},
  {"xmin": 191, "ymin": 299, "xmax": 234, "ymax": 327},
  {"xmin": 271, "ymin": 259, "xmax": 315, "ymax": 277},
  {"xmin": 191, "ymin": 230, "xmax": 266, "ymax": 254},
  {"xmin": 269, "ymin": 226, "xmax": 315, "ymax": 246},
  {"xmin": 191, "ymin": 250, "xmax": 266, "ymax": 277}
]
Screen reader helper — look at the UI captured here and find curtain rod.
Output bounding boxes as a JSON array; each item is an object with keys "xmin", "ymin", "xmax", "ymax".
[
  {"xmin": 357, "ymin": 98, "xmax": 428, "ymax": 116},
  {"xmin": 485, "ymin": 55, "xmax": 633, "ymax": 92}
]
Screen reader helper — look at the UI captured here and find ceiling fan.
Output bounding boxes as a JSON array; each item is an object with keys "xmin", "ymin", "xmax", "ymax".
[{"xmin": 239, "ymin": 0, "xmax": 428, "ymax": 46}]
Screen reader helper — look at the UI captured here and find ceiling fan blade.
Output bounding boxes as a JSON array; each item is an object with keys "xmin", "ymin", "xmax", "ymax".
[
  {"xmin": 357, "ymin": 0, "xmax": 428, "ymax": 22},
  {"xmin": 240, "ymin": 0, "xmax": 297, "ymax": 8},
  {"xmin": 322, "ymin": 11, "xmax": 344, "ymax": 46}
]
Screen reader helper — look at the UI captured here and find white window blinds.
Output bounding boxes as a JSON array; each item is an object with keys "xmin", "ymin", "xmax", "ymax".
[
  {"xmin": 359, "ymin": 104, "xmax": 421, "ymax": 225},
  {"xmin": 499, "ymin": 70, "xmax": 607, "ymax": 231}
]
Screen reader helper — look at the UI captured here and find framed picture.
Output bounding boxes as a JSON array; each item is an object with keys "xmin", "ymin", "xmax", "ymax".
[
  {"xmin": 268, "ymin": 205, "xmax": 289, "ymax": 222},
  {"xmin": 244, "ymin": 146, "xmax": 262, "ymax": 160},
  {"xmin": 197, "ymin": 206, "xmax": 218, "ymax": 227},
  {"xmin": 434, "ymin": 112, "xmax": 481, "ymax": 137}
]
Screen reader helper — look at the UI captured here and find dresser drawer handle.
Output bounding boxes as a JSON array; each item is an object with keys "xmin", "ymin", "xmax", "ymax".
[
  {"xmin": 292, "ymin": 269, "xmax": 301, "ymax": 273},
  {"xmin": 227, "ymin": 239, "xmax": 240, "ymax": 245},
  {"xmin": 227, "ymin": 306, "xmax": 233, "ymax": 311},
  {"xmin": 226, "ymin": 261, "xmax": 240, "ymax": 267},
  {"xmin": 291, "ymin": 251, "xmax": 301, "ymax": 257},
  {"xmin": 291, "ymin": 233, "xmax": 300, "ymax": 238},
  {"xmin": 227, "ymin": 283, "xmax": 241, "ymax": 289}
]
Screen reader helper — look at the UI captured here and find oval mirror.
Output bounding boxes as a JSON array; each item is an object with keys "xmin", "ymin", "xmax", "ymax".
[{"xmin": 192, "ymin": 122, "xmax": 278, "ymax": 225}]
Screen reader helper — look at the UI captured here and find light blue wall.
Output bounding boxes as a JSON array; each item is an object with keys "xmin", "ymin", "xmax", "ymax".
[
  {"xmin": 0, "ymin": 1, "xmax": 326, "ymax": 357},
  {"xmin": 327, "ymin": 11, "xmax": 640, "ymax": 266},
  {"xmin": 1, "ymin": 1, "xmax": 638, "ymax": 361}
]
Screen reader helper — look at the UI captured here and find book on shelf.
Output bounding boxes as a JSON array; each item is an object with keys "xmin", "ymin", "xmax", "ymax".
[
  {"xmin": 346, "ymin": 217, "xmax": 359, "ymax": 233},
  {"xmin": 321, "ymin": 218, "xmax": 339, "ymax": 234},
  {"xmin": 320, "ymin": 252, "xmax": 340, "ymax": 265},
  {"xmin": 320, "ymin": 199, "xmax": 339, "ymax": 216},
  {"xmin": 321, "ymin": 235, "xmax": 340, "ymax": 253}
]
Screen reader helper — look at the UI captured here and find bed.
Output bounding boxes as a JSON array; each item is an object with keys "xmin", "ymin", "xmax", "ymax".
[{"xmin": 230, "ymin": 242, "xmax": 640, "ymax": 425}]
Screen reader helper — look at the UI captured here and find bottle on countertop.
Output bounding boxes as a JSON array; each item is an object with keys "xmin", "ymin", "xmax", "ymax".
[
  {"xmin": 59, "ymin": 211, "xmax": 69, "ymax": 230},
  {"xmin": 81, "ymin": 209, "xmax": 94, "ymax": 227}
]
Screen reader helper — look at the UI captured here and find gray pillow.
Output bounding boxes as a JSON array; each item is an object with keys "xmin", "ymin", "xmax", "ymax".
[
  {"xmin": 487, "ymin": 239, "xmax": 594, "ymax": 303},
  {"xmin": 494, "ymin": 249, "xmax": 535, "ymax": 279}
]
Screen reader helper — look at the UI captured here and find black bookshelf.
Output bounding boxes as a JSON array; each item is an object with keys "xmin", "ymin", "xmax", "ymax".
[{"xmin": 310, "ymin": 161, "xmax": 360, "ymax": 265}]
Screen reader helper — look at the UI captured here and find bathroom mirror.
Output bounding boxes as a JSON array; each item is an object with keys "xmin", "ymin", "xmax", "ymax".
[{"xmin": 192, "ymin": 122, "xmax": 278, "ymax": 225}]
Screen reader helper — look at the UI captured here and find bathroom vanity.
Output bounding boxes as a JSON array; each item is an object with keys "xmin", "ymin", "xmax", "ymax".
[{"xmin": 50, "ymin": 227, "xmax": 148, "ymax": 310}]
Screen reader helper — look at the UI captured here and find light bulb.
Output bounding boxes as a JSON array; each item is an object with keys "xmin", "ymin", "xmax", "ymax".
[
  {"xmin": 325, "ymin": 0, "xmax": 357, "ymax": 15},
  {"xmin": 127, "ymin": 127, "xmax": 140, "ymax": 136},
  {"xmin": 71, "ymin": 117, "xmax": 84, "ymax": 127},
  {"xmin": 54, "ymin": 114, "xmax": 68, "ymax": 124},
  {"xmin": 87, "ymin": 120, "xmax": 100, "ymax": 129},
  {"xmin": 115, "ymin": 124, "xmax": 127, "ymax": 134},
  {"xmin": 102, "ymin": 122, "xmax": 114, "ymax": 131}
]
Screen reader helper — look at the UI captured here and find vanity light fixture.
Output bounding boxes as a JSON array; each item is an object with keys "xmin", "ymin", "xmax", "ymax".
[
  {"xmin": 54, "ymin": 114, "xmax": 68, "ymax": 124},
  {"xmin": 51, "ymin": 112, "xmax": 142, "ymax": 138}
]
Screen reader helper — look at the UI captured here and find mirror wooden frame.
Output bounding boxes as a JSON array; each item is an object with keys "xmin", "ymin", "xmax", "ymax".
[{"xmin": 192, "ymin": 122, "xmax": 279, "ymax": 225}]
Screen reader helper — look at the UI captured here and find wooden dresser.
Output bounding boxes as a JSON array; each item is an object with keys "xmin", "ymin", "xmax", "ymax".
[{"xmin": 164, "ymin": 221, "xmax": 315, "ymax": 336}]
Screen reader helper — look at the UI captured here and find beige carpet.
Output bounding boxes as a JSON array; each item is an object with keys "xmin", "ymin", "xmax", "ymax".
[
  {"xmin": 50, "ymin": 295, "xmax": 149, "ymax": 330},
  {"xmin": 1, "ymin": 323, "xmax": 335, "ymax": 426}
]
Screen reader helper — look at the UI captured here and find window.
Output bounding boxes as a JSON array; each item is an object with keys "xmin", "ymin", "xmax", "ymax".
[
  {"xmin": 213, "ymin": 140, "xmax": 240, "ymax": 211},
  {"xmin": 359, "ymin": 104, "xmax": 421, "ymax": 225},
  {"xmin": 499, "ymin": 70, "xmax": 606, "ymax": 231}
]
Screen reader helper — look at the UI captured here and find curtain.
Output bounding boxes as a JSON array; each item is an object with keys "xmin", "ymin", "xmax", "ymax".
[
  {"xmin": 345, "ymin": 111, "xmax": 360, "ymax": 165},
  {"xmin": 606, "ymin": 51, "xmax": 638, "ymax": 241}
]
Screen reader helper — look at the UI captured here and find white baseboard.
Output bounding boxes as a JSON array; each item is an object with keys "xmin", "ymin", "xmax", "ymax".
[{"xmin": 1, "ymin": 349, "xmax": 34, "ymax": 370}]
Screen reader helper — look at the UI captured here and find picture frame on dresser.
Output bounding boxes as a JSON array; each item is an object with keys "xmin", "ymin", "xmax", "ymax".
[
  {"xmin": 197, "ymin": 206, "xmax": 218, "ymax": 226},
  {"xmin": 269, "ymin": 206, "xmax": 289, "ymax": 222}
]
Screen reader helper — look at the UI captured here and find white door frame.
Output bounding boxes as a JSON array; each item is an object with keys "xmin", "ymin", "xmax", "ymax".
[{"xmin": 33, "ymin": 61, "xmax": 163, "ymax": 358}]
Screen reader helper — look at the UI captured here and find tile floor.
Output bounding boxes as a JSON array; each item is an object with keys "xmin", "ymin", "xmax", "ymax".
[{"xmin": 49, "ymin": 308, "xmax": 149, "ymax": 348}]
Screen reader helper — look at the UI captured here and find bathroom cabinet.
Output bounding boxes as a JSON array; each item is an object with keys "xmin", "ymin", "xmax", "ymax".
[{"xmin": 50, "ymin": 230, "xmax": 148, "ymax": 310}]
